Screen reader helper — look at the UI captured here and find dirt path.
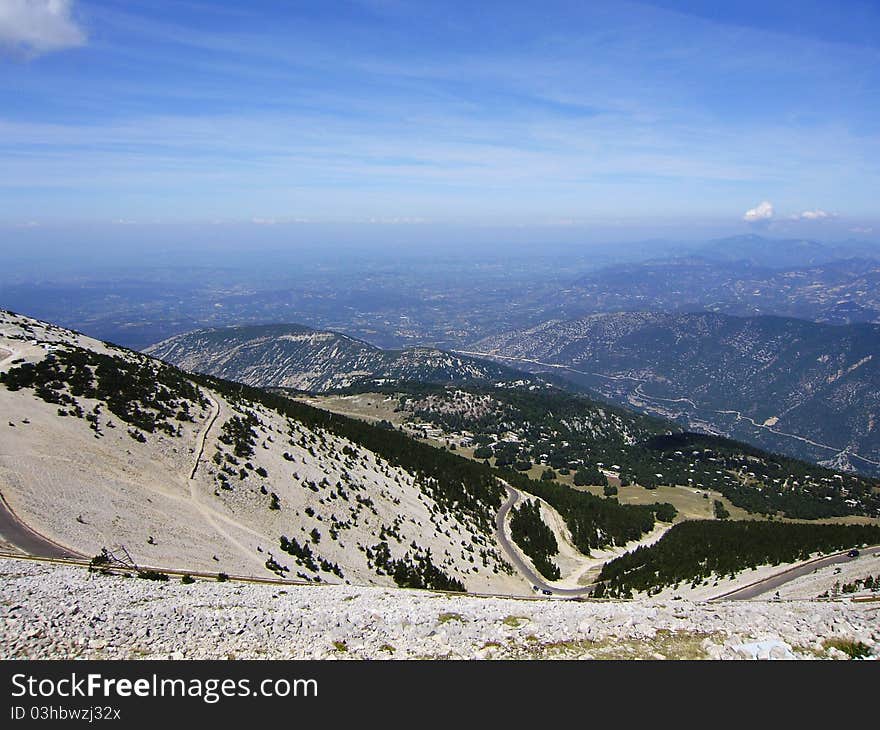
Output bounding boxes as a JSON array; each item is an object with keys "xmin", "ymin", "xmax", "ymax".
[
  {"xmin": 190, "ymin": 392, "xmax": 220, "ymax": 480},
  {"xmin": 0, "ymin": 346, "xmax": 18, "ymax": 368},
  {"xmin": 182, "ymin": 394, "xmax": 268, "ymax": 563}
]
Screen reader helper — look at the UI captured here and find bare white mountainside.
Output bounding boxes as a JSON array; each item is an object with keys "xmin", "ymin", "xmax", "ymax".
[
  {"xmin": 0, "ymin": 311, "xmax": 524, "ymax": 594},
  {"xmin": 145, "ymin": 323, "xmax": 518, "ymax": 393}
]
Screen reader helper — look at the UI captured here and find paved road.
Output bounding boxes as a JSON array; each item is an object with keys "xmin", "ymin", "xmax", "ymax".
[
  {"xmin": 712, "ymin": 545, "xmax": 880, "ymax": 600},
  {"xmin": 496, "ymin": 482, "xmax": 595, "ymax": 597},
  {"xmin": 0, "ymin": 492, "xmax": 83, "ymax": 559}
]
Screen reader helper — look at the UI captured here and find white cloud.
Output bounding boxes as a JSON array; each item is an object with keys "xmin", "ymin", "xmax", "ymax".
[
  {"xmin": 791, "ymin": 209, "xmax": 836, "ymax": 221},
  {"xmin": 850, "ymin": 226, "xmax": 873, "ymax": 234},
  {"xmin": 0, "ymin": 0, "xmax": 86, "ymax": 57},
  {"xmin": 743, "ymin": 200, "xmax": 774, "ymax": 223}
]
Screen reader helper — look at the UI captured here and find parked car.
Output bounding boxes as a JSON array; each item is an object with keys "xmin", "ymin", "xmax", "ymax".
[{"xmin": 847, "ymin": 549, "xmax": 860, "ymax": 558}]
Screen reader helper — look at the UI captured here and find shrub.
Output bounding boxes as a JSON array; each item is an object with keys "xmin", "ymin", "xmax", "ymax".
[{"xmin": 137, "ymin": 570, "xmax": 169, "ymax": 582}]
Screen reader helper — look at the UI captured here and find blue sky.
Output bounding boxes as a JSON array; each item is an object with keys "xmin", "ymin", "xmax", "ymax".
[{"xmin": 1, "ymin": 0, "xmax": 879, "ymax": 235}]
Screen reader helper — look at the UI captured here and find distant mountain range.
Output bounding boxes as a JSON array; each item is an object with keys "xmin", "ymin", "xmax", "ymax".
[
  {"xmin": 145, "ymin": 323, "xmax": 523, "ymax": 392},
  {"xmin": 471, "ymin": 311, "xmax": 880, "ymax": 476},
  {"xmin": 562, "ymin": 256, "xmax": 880, "ymax": 325},
  {"xmin": 687, "ymin": 234, "xmax": 879, "ymax": 269}
]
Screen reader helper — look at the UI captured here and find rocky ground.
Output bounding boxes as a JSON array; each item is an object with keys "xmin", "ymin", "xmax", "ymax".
[{"xmin": 1, "ymin": 558, "xmax": 877, "ymax": 660}]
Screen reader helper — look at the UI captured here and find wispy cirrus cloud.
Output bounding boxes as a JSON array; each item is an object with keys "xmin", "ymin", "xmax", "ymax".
[
  {"xmin": 790, "ymin": 209, "xmax": 836, "ymax": 221},
  {"xmin": 1, "ymin": 1, "xmax": 879, "ymax": 225},
  {"xmin": 0, "ymin": 0, "xmax": 86, "ymax": 57}
]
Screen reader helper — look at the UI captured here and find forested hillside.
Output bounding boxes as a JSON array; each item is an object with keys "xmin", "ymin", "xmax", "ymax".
[
  {"xmin": 388, "ymin": 384, "xmax": 880, "ymax": 519},
  {"xmin": 594, "ymin": 521, "xmax": 880, "ymax": 597},
  {"xmin": 473, "ymin": 311, "xmax": 880, "ymax": 475}
]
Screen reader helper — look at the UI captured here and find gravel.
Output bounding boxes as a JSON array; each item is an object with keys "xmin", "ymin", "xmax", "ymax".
[{"xmin": 1, "ymin": 558, "xmax": 877, "ymax": 660}]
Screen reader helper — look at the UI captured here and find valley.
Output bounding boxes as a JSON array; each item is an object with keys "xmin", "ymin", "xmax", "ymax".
[
  {"xmin": 6, "ymin": 0, "xmax": 880, "ymax": 672},
  {"xmin": 0, "ymin": 310, "xmax": 689, "ymax": 600},
  {"xmin": 299, "ymin": 384, "xmax": 880, "ymax": 521},
  {"xmin": 471, "ymin": 312, "xmax": 880, "ymax": 476},
  {"xmin": 141, "ymin": 297, "xmax": 880, "ymax": 488}
]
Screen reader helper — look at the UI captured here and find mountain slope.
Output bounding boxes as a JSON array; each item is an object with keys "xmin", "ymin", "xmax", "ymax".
[
  {"xmin": 145, "ymin": 323, "xmax": 521, "ymax": 393},
  {"xmin": 0, "ymin": 310, "xmax": 524, "ymax": 594},
  {"xmin": 471, "ymin": 312, "xmax": 880, "ymax": 475}
]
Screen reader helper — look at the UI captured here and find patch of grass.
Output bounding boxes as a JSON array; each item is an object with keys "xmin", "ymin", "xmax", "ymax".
[
  {"xmin": 379, "ymin": 643, "xmax": 395, "ymax": 654},
  {"xmin": 332, "ymin": 640, "xmax": 348, "ymax": 652},
  {"xmin": 505, "ymin": 630, "xmax": 716, "ymax": 660},
  {"xmin": 501, "ymin": 615, "xmax": 530, "ymax": 628},
  {"xmin": 824, "ymin": 637, "xmax": 873, "ymax": 659},
  {"xmin": 438, "ymin": 612, "xmax": 466, "ymax": 624}
]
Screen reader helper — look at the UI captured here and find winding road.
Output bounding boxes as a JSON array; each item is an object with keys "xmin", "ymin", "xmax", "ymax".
[
  {"xmin": 0, "ymin": 491, "xmax": 83, "ymax": 559},
  {"xmin": 495, "ymin": 479, "xmax": 880, "ymax": 602},
  {"xmin": 495, "ymin": 481, "xmax": 596, "ymax": 597},
  {"xmin": 0, "ymin": 344, "xmax": 82, "ymax": 558},
  {"xmin": 711, "ymin": 545, "xmax": 880, "ymax": 601}
]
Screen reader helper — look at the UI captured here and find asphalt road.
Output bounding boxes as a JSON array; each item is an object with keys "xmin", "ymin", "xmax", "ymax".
[
  {"xmin": 0, "ymin": 492, "xmax": 83, "ymax": 560},
  {"xmin": 495, "ymin": 482, "xmax": 595, "ymax": 597},
  {"xmin": 712, "ymin": 545, "xmax": 880, "ymax": 600}
]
